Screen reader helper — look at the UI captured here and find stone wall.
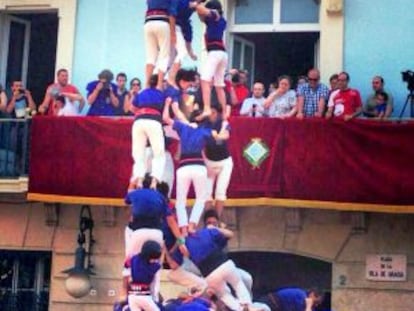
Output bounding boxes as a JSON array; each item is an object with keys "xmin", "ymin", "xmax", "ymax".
[{"xmin": 0, "ymin": 201, "xmax": 413, "ymax": 311}]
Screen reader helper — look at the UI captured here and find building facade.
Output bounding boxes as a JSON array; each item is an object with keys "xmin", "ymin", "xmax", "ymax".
[{"xmin": 1, "ymin": 0, "xmax": 414, "ymax": 310}]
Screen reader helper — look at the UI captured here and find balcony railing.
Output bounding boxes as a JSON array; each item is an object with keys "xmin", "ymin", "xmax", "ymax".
[{"xmin": 0, "ymin": 119, "xmax": 31, "ymax": 178}]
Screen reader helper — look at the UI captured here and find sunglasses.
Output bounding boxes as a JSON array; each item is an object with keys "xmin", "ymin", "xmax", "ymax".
[{"xmin": 307, "ymin": 77, "xmax": 319, "ymax": 81}]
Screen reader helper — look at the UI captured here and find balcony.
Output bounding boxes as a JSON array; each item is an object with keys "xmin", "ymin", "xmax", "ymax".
[
  {"xmin": 2, "ymin": 116, "xmax": 414, "ymax": 213},
  {"xmin": 0, "ymin": 119, "xmax": 30, "ymax": 192}
]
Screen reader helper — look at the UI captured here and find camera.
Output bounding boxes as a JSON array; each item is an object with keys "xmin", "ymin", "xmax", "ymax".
[
  {"xmin": 401, "ymin": 70, "xmax": 414, "ymax": 92},
  {"xmin": 18, "ymin": 88, "xmax": 26, "ymax": 95},
  {"xmin": 231, "ymin": 73, "xmax": 240, "ymax": 84}
]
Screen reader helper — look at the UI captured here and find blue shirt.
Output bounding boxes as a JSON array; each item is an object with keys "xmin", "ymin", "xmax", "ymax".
[
  {"xmin": 177, "ymin": 298, "xmax": 211, "ymax": 311},
  {"xmin": 164, "ymin": 85, "xmax": 181, "ymax": 104},
  {"xmin": 176, "ymin": 0, "xmax": 195, "ymax": 42},
  {"xmin": 126, "ymin": 255, "xmax": 161, "ymax": 285},
  {"xmin": 173, "ymin": 120, "xmax": 212, "ymax": 166},
  {"xmin": 125, "ymin": 189, "xmax": 171, "ymax": 218},
  {"xmin": 297, "ymin": 83, "xmax": 330, "ymax": 117},
  {"xmin": 204, "ymin": 10, "xmax": 226, "ymax": 51},
  {"xmin": 147, "ymin": 0, "xmax": 179, "ymax": 17},
  {"xmin": 133, "ymin": 87, "xmax": 165, "ymax": 122},
  {"xmin": 275, "ymin": 288, "xmax": 307, "ymax": 311},
  {"xmin": 172, "ymin": 228, "xmax": 227, "ymax": 266},
  {"xmin": 86, "ymin": 80, "xmax": 118, "ymax": 116}
]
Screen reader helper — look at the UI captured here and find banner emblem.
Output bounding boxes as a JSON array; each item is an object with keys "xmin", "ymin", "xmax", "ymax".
[{"xmin": 243, "ymin": 138, "xmax": 269, "ymax": 169}]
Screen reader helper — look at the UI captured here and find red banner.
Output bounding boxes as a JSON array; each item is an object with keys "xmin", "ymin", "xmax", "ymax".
[{"xmin": 28, "ymin": 116, "xmax": 414, "ymax": 212}]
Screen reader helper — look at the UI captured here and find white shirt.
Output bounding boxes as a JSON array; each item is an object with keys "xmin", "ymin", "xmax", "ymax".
[{"xmin": 240, "ymin": 97, "xmax": 266, "ymax": 117}]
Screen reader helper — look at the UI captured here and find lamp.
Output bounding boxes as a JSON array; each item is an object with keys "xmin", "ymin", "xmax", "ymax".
[{"xmin": 62, "ymin": 205, "xmax": 96, "ymax": 298}]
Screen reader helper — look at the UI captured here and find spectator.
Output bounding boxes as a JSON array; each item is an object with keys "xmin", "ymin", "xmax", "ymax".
[
  {"xmin": 240, "ymin": 82, "xmax": 266, "ymax": 117},
  {"xmin": 114, "ymin": 72, "xmax": 129, "ymax": 116},
  {"xmin": 374, "ymin": 91, "xmax": 389, "ymax": 120},
  {"xmin": 38, "ymin": 68, "xmax": 83, "ymax": 115},
  {"xmin": 0, "ymin": 84, "xmax": 7, "ymax": 117},
  {"xmin": 86, "ymin": 69, "xmax": 119, "ymax": 116},
  {"xmin": 326, "ymin": 72, "xmax": 362, "ymax": 121},
  {"xmin": 264, "ymin": 75, "xmax": 297, "ymax": 118},
  {"xmin": 296, "ymin": 68, "xmax": 330, "ymax": 119},
  {"xmin": 5, "ymin": 80, "xmax": 36, "ymax": 118},
  {"xmin": 124, "ymin": 78, "xmax": 142, "ymax": 115},
  {"xmin": 363, "ymin": 75, "xmax": 394, "ymax": 118},
  {"xmin": 229, "ymin": 68, "xmax": 250, "ymax": 116},
  {"xmin": 53, "ymin": 93, "xmax": 84, "ymax": 117},
  {"xmin": 329, "ymin": 73, "xmax": 339, "ymax": 91}
]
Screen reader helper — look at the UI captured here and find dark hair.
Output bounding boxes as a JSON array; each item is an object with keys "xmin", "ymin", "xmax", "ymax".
[
  {"xmin": 56, "ymin": 68, "xmax": 68, "ymax": 76},
  {"xmin": 149, "ymin": 74, "xmax": 158, "ymax": 88},
  {"xmin": 206, "ymin": 0, "xmax": 223, "ymax": 15},
  {"xmin": 373, "ymin": 75, "xmax": 384, "ymax": 84},
  {"xmin": 130, "ymin": 78, "xmax": 141, "ymax": 87},
  {"xmin": 175, "ymin": 68, "xmax": 197, "ymax": 89},
  {"xmin": 189, "ymin": 109, "xmax": 203, "ymax": 122},
  {"xmin": 116, "ymin": 72, "xmax": 127, "ymax": 80},
  {"xmin": 55, "ymin": 95, "xmax": 66, "ymax": 104},
  {"xmin": 375, "ymin": 90, "xmax": 389, "ymax": 101},
  {"xmin": 339, "ymin": 71, "xmax": 350, "ymax": 82},
  {"xmin": 211, "ymin": 104, "xmax": 223, "ymax": 114},
  {"xmin": 142, "ymin": 173, "xmax": 170, "ymax": 198},
  {"xmin": 278, "ymin": 75, "xmax": 292, "ymax": 85},
  {"xmin": 203, "ymin": 209, "xmax": 219, "ymax": 225},
  {"xmin": 307, "ymin": 287, "xmax": 323, "ymax": 299},
  {"xmin": 98, "ymin": 69, "xmax": 114, "ymax": 82},
  {"xmin": 329, "ymin": 74, "xmax": 339, "ymax": 82},
  {"xmin": 140, "ymin": 240, "xmax": 162, "ymax": 261}
]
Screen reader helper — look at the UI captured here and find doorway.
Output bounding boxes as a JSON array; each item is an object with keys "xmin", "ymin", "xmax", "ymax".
[
  {"xmin": 0, "ymin": 12, "xmax": 58, "ymax": 105},
  {"xmin": 230, "ymin": 251, "xmax": 332, "ymax": 310},
  {"xmin": 231, "ymin": 32, "xmax": 319, "ymax": 92}
]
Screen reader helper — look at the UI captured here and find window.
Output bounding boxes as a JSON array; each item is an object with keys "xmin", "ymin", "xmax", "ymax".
[{"xmin": 0, "ymin": 251, "xmax": 51, "ymax": 311}]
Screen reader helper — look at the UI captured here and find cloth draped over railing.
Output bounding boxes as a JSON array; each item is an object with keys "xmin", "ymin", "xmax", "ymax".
[{"xmin": 27, "ymin": 116, "xmax": 414, "ymax": 213}]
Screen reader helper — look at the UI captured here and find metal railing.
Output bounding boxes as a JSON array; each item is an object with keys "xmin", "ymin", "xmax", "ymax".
[
  {"xmin": 0, "ymin": 118, "xmax": 31, "ymax": 178},
  {"xmin": 0, "ymin": 291, "xmax": 49, "ymax": 311}
]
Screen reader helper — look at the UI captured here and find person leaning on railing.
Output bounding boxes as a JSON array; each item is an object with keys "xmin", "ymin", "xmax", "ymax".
[{"xmin": 5, "ymin": 80, "xmax": 36, "ymax": 118}]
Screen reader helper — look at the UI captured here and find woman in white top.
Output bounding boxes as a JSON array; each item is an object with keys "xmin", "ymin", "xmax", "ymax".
[{"xmin": 264, "ymin": 75, "xmax": 297, "ymax": 118}]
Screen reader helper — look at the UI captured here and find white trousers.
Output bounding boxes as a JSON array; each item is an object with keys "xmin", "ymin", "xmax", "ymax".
[
  {"xmin": 205, "ymin": 260, "xmax": 252, "ymax": 311},
  {"xmin": 144, "ymin": 20, "xmax": 170, "ymax": 73},
  {"xmin": 200, "ymin": 50, "xmax": 228, "ymax": 87},
  {"xmin": 167, "ymin": 257, "xmax": 207, "ymax": 290},
  {"xmin": 128, "ymin": 294, "xmax": 160, "ymax": 311},
  {"xmin": 205, "ymin": 156, "xmax": 233, "ymax": 201},
  {"xmin": 124, "ymin": 227, "xmax": 164, "ymax": 258},
  {"xmin": 131, "ymin": 119, "xmax": 166, "ymax": 183},
  {"xmin": 171, "ymin": 25, "xmax": 188, "ymax": 64},
  {"xmin": 175, "ymin": 164, "xmax": 208, "ymax": 227},
  {"xmin": 144, "ymin": 147, "xmax": 174, "ymax": 197}
]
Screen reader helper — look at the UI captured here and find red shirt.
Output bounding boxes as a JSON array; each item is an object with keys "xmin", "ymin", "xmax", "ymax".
[
  {"xmin": 231, "ymin": 84, "xmax": 249, "ymax": 117},
  {"xmin": 45, "ymin": 83, "xmax": 80, "ymax": 115},
  {"xmin": 331, "ymin": 88, "xmax": 362, "ymax": 117}
]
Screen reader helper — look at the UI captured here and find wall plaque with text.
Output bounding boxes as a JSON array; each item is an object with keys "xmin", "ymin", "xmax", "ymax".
[{"xmin": 366, "ymin": 254, "xmax": 407, "ymax": 281}]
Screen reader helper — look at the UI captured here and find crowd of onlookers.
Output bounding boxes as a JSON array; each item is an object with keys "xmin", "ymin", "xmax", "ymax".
[{"xmin": 0, "ymin": 67, "xmax": 395, "ymax": 121}]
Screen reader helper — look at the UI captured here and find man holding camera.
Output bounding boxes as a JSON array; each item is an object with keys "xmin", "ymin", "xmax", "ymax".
[
  {"xmin": 39, "ymin": 68, "xmax": 83, "ymax": 116},
  {"xmin": 5, "ymin": 80, "xmax": 36, "ymax": 118},
  {"xmin": 86, "ymin": 69, "xmax": 119, "ymax": 116},
  {"xmin": 240, "ymin": 82, "xmax": 266, "ymax": 117}
]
